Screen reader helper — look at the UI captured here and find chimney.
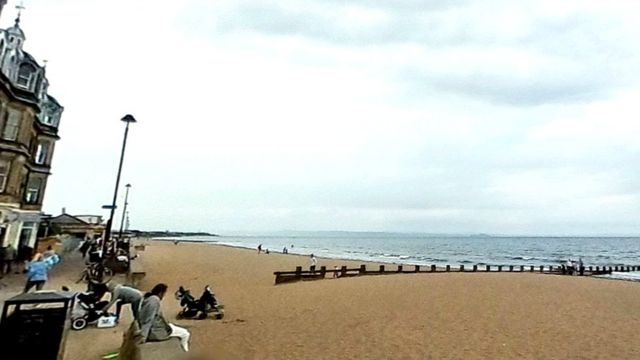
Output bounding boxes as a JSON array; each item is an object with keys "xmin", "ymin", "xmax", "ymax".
[{"xmin": 62, "ymin": 207, "xmax": 66, "ymax": 214}]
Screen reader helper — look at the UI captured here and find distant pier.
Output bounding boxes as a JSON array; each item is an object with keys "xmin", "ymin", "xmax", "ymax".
[{"xmin": 273, "ymin": 264, "xmax": 640, "ymax": 285}]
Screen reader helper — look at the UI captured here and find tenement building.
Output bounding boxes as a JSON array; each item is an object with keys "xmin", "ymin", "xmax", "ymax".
[{"xmin": 0, "ymin": 13, "xmax": 63, "ymax": 257}]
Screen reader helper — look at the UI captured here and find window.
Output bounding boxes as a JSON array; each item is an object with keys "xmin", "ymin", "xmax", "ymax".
[
  {"xmin": 25, "ymin": 177, "xmax": 42, "ymax": 204},
  {"xmin": 17, "ymin": 63, "xmax": 35, "ymax": 88},
  {"xmin": 35, "ymin": 142, "xmax": 49, "ymax": 165},
  {"xmin": 0, "ymin": 160, "xmax": 10, "ymax": 192},
  {"xmin": 2, "ymin": 109, "xmax": 21, "ymax": 141}
]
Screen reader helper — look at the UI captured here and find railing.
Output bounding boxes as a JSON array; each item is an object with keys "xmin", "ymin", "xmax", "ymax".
[{"xmin": 273, "ymin": 264, "xmax": 640, "ymax": 285}]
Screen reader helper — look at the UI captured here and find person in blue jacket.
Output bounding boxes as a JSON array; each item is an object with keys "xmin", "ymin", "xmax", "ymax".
[{"xmin": 23, "ymin": 253, "xmax": 59, "ymax": 293}]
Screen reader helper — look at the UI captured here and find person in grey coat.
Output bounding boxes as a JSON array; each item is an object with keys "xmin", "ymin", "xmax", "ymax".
[
  {"xmin": 138, "ymin": 283, "xmax": 191, "ymax": 352},
  {"xmin": 100, "ymin": 282, "xmax": 143, "ymax": 321}
]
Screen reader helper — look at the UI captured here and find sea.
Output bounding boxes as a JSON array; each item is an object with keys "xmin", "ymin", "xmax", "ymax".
[{"xmin": 154, "ymin": 232, "xmax": 640, "ymax": 268}]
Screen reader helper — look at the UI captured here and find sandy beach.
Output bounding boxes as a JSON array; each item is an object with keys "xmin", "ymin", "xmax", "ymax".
[{"xmin": 54, "ymin": 240, "xmax": 640, "ymax": 359}]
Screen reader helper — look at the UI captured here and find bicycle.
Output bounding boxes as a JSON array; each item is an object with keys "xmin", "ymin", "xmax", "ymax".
[{"xmin": 77, "ymin": 261, "xmax": 114, "ymax": 285}]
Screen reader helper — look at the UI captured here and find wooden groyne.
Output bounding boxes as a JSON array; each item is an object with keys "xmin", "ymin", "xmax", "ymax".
[{"xmin": 273, "ymin": 264, "xmax": 640, "ymax": 285}]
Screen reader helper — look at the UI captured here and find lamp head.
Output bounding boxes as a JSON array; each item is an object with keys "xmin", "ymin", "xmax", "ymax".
[{"xmin": 121, "ymin": 114, "xmax": 137, "ymax": 123}]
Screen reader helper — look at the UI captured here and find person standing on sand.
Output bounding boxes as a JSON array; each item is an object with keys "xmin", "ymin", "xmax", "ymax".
[
  {"xmin": 310, "ymin": 254, "xmax": 317, "ymax": 266},
  {"xmin": 138, "ymin": 283, "xmax": 191, "ymax": 352},
  {"xmin": 257, "ymin": 244, "xmax": 262, "ymax": 254}
]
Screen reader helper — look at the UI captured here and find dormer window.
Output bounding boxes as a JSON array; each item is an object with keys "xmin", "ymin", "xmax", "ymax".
[
  {"xmin": 17, "ymin": 63, "xmax": 36, "ymax": 89},
  {"xmin": 25, "ymin": 177, "xmax": 43, "ymax": 204}
]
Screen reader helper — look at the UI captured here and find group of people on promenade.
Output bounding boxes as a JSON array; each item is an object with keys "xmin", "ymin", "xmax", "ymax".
[
  {"xmin": 95, "ymin": 282, "xmax": 191, "ymax": 352},
  {"xmin": 0, "ymin": 243, "xmax": 38, "ymax": 278}
]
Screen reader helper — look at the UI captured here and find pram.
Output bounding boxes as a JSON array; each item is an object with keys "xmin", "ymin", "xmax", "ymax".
[
  {"xmin": 175, "ymin": 285, "xmax": 224, "ymax": 320},
  {"xmin": 70, "ymin": 290, "xmax": 116, "ymax": 330}
]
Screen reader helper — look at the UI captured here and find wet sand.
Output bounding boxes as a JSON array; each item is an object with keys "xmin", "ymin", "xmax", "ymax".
[{"xmin": 58, "ymin": 240, "xmax": 640, "ymax": 359}]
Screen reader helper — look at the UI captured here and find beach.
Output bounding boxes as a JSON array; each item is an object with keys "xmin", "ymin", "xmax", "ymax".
[{"xmin": 58, "ymin": 240, "xmax": 640, "ymax": 359}]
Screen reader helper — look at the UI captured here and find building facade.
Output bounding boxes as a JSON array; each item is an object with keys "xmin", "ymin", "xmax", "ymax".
[{"xmin": 0, "ymin": 13, "xmax": 63, "ymax": 256}]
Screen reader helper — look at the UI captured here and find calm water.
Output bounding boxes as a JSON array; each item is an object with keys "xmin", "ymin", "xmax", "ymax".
[{"xmin": 156, "ymin": 233, "xmax": 640, "ymax": 267}]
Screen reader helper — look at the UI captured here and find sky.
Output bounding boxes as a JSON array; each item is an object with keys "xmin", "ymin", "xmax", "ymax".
[{"xmin": 3, "ymin": 0, "xmax": 639, "ymax": 235}]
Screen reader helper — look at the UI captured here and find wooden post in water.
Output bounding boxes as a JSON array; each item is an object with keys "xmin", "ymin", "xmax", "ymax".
[
  {"xmin": 320, "ymin": 266, "xmax": 326, "ymax": 277},
  {"xmin": 397, "ymin": 265, "xmax": 403, "ymax": 272},
  {"xmin": 431, "ymin": 265, "xmax": 436, "ymax": 272},
  {"xmin": 486, "ymin": 265, "xmax": 490, "ymax": 272},
  {"xmin": 509, "ymin": 265, "xmax": 514, "ymax": 272},
  {"xmin": 520, "ymin": 265, "xmax": 524, "ymax": 272},
  {"xmin": 446, "ymin": 265, "xmax": 450, "ymax": 272},
  {"xmin": 295, "ymin": 266, "xmax": 302, "ymax": 280},
  {"xmin": 359, "ymin": 264, "xmax": 366, "ymax": 275},
  {"xmin": 341, "ymin": 265, "xmax": 347, "ymax": 277},
  {"xmin": 614, "ymin": 266, "xmax": 619, "ymax": 272},
  {"xmin": 310, "ymin": 265, "xmax": 316, "ymax": 273},
  {"xmin": 579, "ymin": 266, "xmax": 584, "ymax": 276},
  {"xmin": 414, "ymin": 265, "xmax": 420, "ymax": 272},
  {"xmin": 460, "ymin": 265, "xmax": 465, "ymax": 272},
  {"xmin": 595, "ymin": 266, "xmax": 600, "ymax": 272},
  {"xmin": 539, "ymin": 265, "xmax": 544, "ymax": 273},
  {"xmin": 379, "ymin": 265, "xmax": 385, "ymax": 273},
  {"xmin": 473, "ymin": 265, "xmax": 477, "ymax": 272},
  {"xmin": 498, "ymin": 265, "xmax": 502, "ymax": 272},
  {"xmin": 589, "ymin": 266, "xmax": 593, "ymax": 272},
  {"xmin": 530, "ymin": 266, "xmax": 534, "ymax": 272}
]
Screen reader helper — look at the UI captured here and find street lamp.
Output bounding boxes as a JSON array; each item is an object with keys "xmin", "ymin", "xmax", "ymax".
[
  {"xmin": 118, "ymin": 183, "xmax": 132, "ymax": 241},
  {"xmin": 102, "ymin": 114, "xmax": 136, "ymax": 260}
]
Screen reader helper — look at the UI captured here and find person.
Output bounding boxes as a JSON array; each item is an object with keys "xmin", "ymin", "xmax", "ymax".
[
  {"xmin": 3, "ymin": 244, "xmax": 15, "ymax": 275},
  {"xmin": 578, "ymin": 258, "xmax": 584, "ymax": 272},
  {"xmin": 43, "ymin": 245, "xmax": 56, "ymax": 259},
  {"xmin": 282, "ymin": 246, "xmax": 288, "ymax": 254},
  {"xmin": 99, "ymin": 282, "xmax": 143, "ymax": 321},
  {"xmin": 138, "ymin": 283, "xmax": 191, "ymax": 352},
  {"xmin": 257, "ymin": 244, "xmax": 262, "ymax": 254},
  {"xmin": 565, "ymin": 259, "xmax": 574, "ymax": 275},
  {"xmin": 23, "ymin": 253, "xmax": 59, "ymax": 293},
  {"xmin": 333, "ymin": 265, "xmax": 339, "ymax": 278},
  {"xmin": 310, "ymin": 254, "xmax": 317, "ymax": 266}
]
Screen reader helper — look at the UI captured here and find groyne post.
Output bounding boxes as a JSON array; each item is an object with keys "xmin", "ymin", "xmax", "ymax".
[
  {"xmin": 414, "ymin": 265, "xmax": 420, "ymax": 272},
  {"xmin": 359, "ymin": 265, "xmax": 366, "ymax": 275},
  {"xmin": 379, "ymin": 265, "xmax": 385, "ymax": 273},
  {"xmin": 530, "ymin": 266, "xmax": 534, "ymax": 272},
  {"xmin": 431, "ymin": 265, "xmax": 436, "ymax": 272},
  {"xmin": 446, "ymin": 265, "xmax": 450, "ymax": 272},
  {"xmin": 341, "ymin": 265, "xmax": 347, "ymax": 277},
  {"xmin": 295, "ymin": 266, "xmax": 302, "ymax": 280},
  {"xmin": 486, "ymin": 265, "xmax": 490, "ymax": 272},
  {"xmin": 509, "ymin": 265, "xmax": 514, "ymax": 272},
  {"xmin": 539, "ymin": 265, "xmax": 543, "ymax": 273},
  {"xmin": 310, "ymin": 265, "xmax": 316, "ymax": 273},
  {"xmin": 320, "ymin": 266, "xmax": 326, "ymax": 277},
  {"xmin": 579, "ymin": 266, "xmax": 584, "ymax": 276},
  {"xmin": 460, "ymin": 265, "xmax": 465, "ymax": 272},
  {"xmin": 473, "ymin": 265, "xmax": 477, "ymax": 272},
  {"xmin": 498, "ymin": 265, "xmax": 502, "ymax": 272},
  {"xmin": 520, "ymin": 265, "xmax": 524, "ymax": 272},
  {"xmin": 397, "ymin": 265, "xmax": 403, "ymax": 272}
]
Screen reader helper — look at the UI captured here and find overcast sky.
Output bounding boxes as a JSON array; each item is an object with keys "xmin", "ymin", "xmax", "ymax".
[{"xmin": 4, "ymin": 0, "xmax": 640, "ymax": 235}]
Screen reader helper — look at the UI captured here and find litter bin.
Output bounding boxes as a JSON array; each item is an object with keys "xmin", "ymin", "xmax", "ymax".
[{"xmin": 0, "ymin": 291, "xmax": 75, "ymax": 360}]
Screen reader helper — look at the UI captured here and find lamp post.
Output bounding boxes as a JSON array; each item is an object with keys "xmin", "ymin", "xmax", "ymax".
[
  {"xmin": 101, "ymin": 114, "xmax": 137, "ymax": 261},
  {"xmin": 118, "ymin": 183, "xmax": 131, "ymax": 241}
]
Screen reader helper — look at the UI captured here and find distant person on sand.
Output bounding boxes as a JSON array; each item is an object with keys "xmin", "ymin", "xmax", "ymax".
[
  {"xmin": 265, "ymin": 249, "xmax": 270, "ymax": 254},
  {"xmin": 257, "ymin": 244, "xmax": 262, "ymax": 254},
  {"xmin": 578, "ymin": 258, "xmax": 584, "ymax": 271},
  {"xmin": 565, "ymin": 259, "xmax": 574, "ymax": 275},
  {"xmin": 23, "ymin": 253, "xmax": 59, "ymax": 293},
  {"xmin": 310, "ymin": 254, "xmax": 317, "ymax": 266},
  {"xmin": 282, "ymin": 246, "xmax": 288, "ymax": 254},
  {"xmin": 139, "ymin": 283, "xmax": 191, "ymax": 352},
  {"xmin": 333, "ymin": 266, "xmax": 339, "ymax": 278}
]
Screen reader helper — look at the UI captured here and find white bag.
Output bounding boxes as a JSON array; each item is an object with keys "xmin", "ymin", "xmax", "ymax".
[{"xmin": 97, "ymin": 315, "xmax": 117, "ymax": 328}]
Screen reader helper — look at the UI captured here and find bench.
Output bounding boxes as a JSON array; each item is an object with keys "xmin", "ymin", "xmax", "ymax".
[{"xmin": 128, "ymin": 259, "xmax": 146, "ymax": 287}]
